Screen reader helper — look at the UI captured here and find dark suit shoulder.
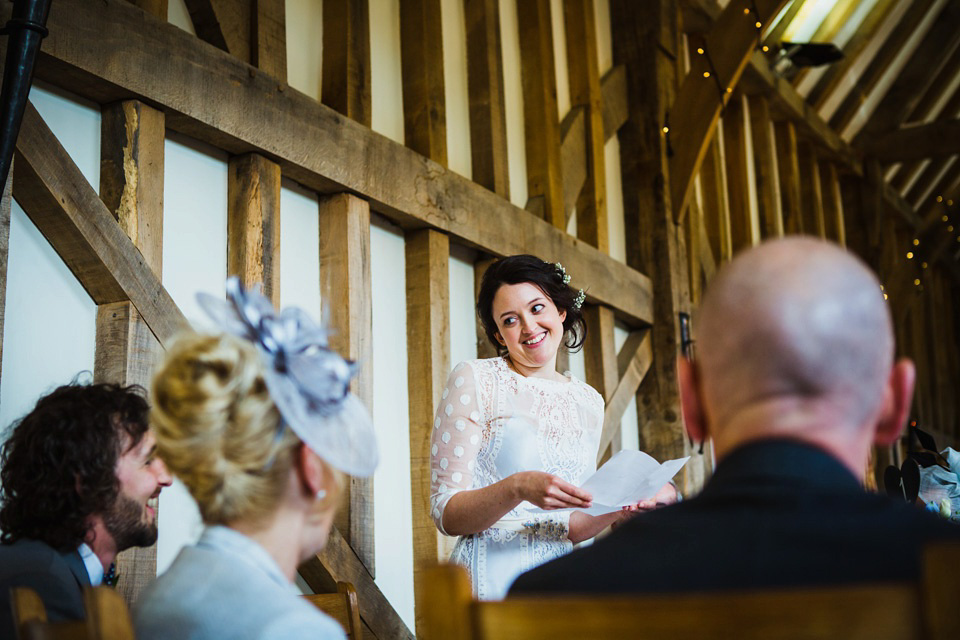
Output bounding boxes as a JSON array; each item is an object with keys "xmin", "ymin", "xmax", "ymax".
[{"xmin": 0, "ymin": 539, "xmax": 86, "ymax": 629}]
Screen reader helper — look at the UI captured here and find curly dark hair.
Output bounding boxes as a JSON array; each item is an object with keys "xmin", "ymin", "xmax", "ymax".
[
  {"xmin": 477, "ymin": 254, "xmax": 587, "ymax": 357},
  {"xmin": 0, "ymin": 382, "xmax": 150, "ymax": 551}
]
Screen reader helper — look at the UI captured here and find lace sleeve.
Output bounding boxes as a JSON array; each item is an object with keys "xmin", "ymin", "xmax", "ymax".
[{"xmin": 430, "ymin": 362, "xmax": 485, "ymax": 536}]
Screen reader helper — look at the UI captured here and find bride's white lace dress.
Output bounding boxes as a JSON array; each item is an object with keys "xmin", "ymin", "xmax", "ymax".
[{"xmin": 430, "ymin": 357, "xmax": 604, "ymax": 599}]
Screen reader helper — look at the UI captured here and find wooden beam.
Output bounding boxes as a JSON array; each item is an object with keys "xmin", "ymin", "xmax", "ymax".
[
  {"xmin": 299, "ymin": 527, "xmax": 415, "ymax": 640},
  {"xmin": 227, "ymin": 153, "xmax": 281, "ymax": 305},
  {"xmin": 22, "ymin": 0, "xmax": 652, "ymax": 326},
  {"xmin": 761, "ymin": 0, "xmax": 806, "ymax": 47},
  {"xmin": 864, "ymin": 119, "xmax": 960, "ymax": 164},
  {"xmin": 13, "ymin": 102, "xmax": 187, "ymax": 346},
  {"xmin": 828, "ymin": 0, "xmax": 937, "ymax": 135},
  {"xmin": 601, "ymin": 65, "xmax": 628, "ymax": 142},
  {"xmin": 251, "ymin": 0, "xmax": 286, "ymax": 81},
  {"xmin": 322, "ymin": 0, "xmax": 372, "ymax": 126},
  {"xmin": 517, "ymin": 0, "xmax": 565, "ymax": 229},
  {"xmin": 598, "ymin": 329, "xmax": 652, "ymax": 460},
  {"xmin": 182, "ymin": 0, "xmax": 252, "ymax": 62},
  {"xmin": 905, "ymin": 155, "xmax": 958, "ymax": 210},
  {"xmin": 747, "ymin": 94, "xmax": 783, "ymax": 239},
  {"xmin": 97, "ymin": 99, "xmax": 165, "ymax": 605},
  {"xmin": 612, "ymin": 0, "xmax": 688, "ymax": 466},
  {"xmin": 583, "ymin": 305, "xmax": 619, "ymax": 460},
  {"xmin": 400, "ymin": 0, "xmax": 447, "ymax": 165},
  {"xmin": 798, "ymin": 141, "xmax": 825, "ymax": 239},
  {"xmin": 405, "ymin": 228, "xmax": 450, "ymax": 638},
  {"xmin": 565, "ymin": 0, "xmax": 608, "ymax": 252},
  {"xmin": 465, "ymin": 0, "xmax": 509, "ymax": 198},
  {"xmin": 669, "ymin": 0, "xmax": 789, "ymax": 223},
  {"xmin": 773, "ymin": 120, "xmax": 803, "ymax": 235},
  {"xmin": 318, "ymin": 193, "xmax": 375, "ymax": 577},
  {"xmin": 0, "ymin": 159, "xmax": 10, "ymax": 388},
  {"xmin": 686, "ymin": 192, "xmax": 704, "ymax": 305},
  {"xmin": 127, "ymin": 0, "xmax": 167, "ymax": 19},
  {"xmin": 820, "ymin": 161, "xmax": 846, "ymax": 247},
  {"xmin": 700, "ymin": 134, "xmax": 733, "ymax": 262},
  {"xmin": 723, "ymin": 95, "xmax": 759, "ymax": 252},
  {"xmin": 853, "ymin": 0, "xmax": 960, "ymax": 144}
]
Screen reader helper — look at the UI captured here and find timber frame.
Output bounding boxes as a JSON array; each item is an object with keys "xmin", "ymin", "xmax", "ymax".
[{"xmin": 1, "ymin": 0, "xmax": 959, "ymax": 638}]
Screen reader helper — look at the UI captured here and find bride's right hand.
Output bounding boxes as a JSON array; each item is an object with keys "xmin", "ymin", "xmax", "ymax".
[{"xmin": 511, "ymin": 471, "xmax": 593, "ymax": 509}]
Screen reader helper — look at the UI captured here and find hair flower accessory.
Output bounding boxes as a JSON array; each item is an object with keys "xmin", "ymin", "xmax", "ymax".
[
  {"xmin": 197, "ymin": 277, "xmax": 378, "ymax": 477},
  {"xmin": 554, "ymin": 262, "xmax": 572, "ymax": 285},
  {"xmin": 573, "ymin": 289, "xmax": 586, "ymax": 310}
]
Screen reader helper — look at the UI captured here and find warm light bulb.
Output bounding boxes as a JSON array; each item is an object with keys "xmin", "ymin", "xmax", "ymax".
[
  {"xmin": 949, "ymin": 226, "xmax": 955, "ymax": 232},
  {"xmin": 697, "ymin": 47, "xmax": 705, "ymax": 55},
  {"xmin": 949, "ymin": 199, "xmax": 955, "ymax": 206},
  {"xmin": 914, "ymin": 279, "xmax": 921, "ymax": 286},
  {"xmin": 913, "ymin": 238, "xmax": 920, "ymax": 246},
  {"xmin": 662, "ymin": 126, "xmax": 669, "ymax": 133},
  {"xmin": 755, "ymin": 21, "xmax": 762, "ymax": 28},
  {"xmin": 906, "ymin": 251, "xmax": 914, "ymax": 259},
  {"xmin": 942, "ymin": 215, "xmax": 949, "ymax": 222},
  {"xmin": 743, "ymin": 7, "xmax": 750, "ymax": 14},
  {"xmin": 937, "ymin": 195, "xmax": 944, "ymax": 203},
  {"xmin": 922, "ymin": 262, "xmax": 928, "ymax": 269},
  {"xmin": 703, "ymin": 71, "xmax": 711, "ymax": 78},
  {"xmin": 883, "ymin": 293, "xmax": 888, "ymax": 300},
  {"xmin": 762, "ymin": 45, "xmax": 769, "ymax": 52}
]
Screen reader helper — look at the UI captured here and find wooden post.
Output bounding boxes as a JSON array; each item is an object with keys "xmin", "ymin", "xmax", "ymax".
[
  {"xmin": 227, "ymin": 153, "xmax": 281, "ymax": 305},
  {"xmin": 722, "ymin": 95, "xmax": 759, "ymax": 252},
  {"xmin": 127, "ymin": 0, "xmax": 167, "ymax": 18},
  {"xmin": 252, "ymin": 0, "xmax": 287, "ymax": 81},
  {"xmin": 798, "ymin": 141, "xmax": 826, "ymax": 239},
  {"xmin": 582, "ymin": 305, "xmax": 619, "ymax": 461},
  {"xmin": 774, "ymin": 120, "xmax": 804, "ymax": 235},
  {"xmin": 0, "ymin": 158, "xmax": 11, "ymax": 385},
  {"xmin": 565, "ymin": 0, "xmax": 608, "ymax": 252},
  {"xmin": 747, "ymin": 95, "xmax": 783, "ymax": 240},
  {"xmin": 400, "ymin": 0, "xmax": 448, "ymax": 166},
  {"xmin": 406, "ymin": 228, "xmax": 450, "ymax": 638},
  {"xmin": 318, "ymin": 193, "xmax": 375, "ymax": 575},
  {"xmin": 465, "ymin": 0, "xmax": 509, "ymax": 199},
  {"xmin": 96, "ymin": 100, "xmax": 165, "ymax": 605},
  {"xmin": 474, "ymin": 255, "xmax": 499, "ymax": 359},
  {"xmin": 820, "ymin": 162, "xmax": 846, "ymax": 247},
  {"xmin": 517, "ymin": 0, "xmax": 565, "ymax": 229},
  {"xmin": 322, "ymin": 0, "xmax": 371, "ymax": 126},
  {"xmin": 184, "ymin": 0, "xmax": 252, "ymax": 63},
  {"xmin": 700, "ymin": 134, "xmax": 733, "ymax": 263},
  {"xmin": 611, "ymin": 0, "xmax": 689, "ymax": 469}
]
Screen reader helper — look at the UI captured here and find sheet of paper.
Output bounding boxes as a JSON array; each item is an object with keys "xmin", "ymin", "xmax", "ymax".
[{"xmin": 529, "ymin": 450, "xmax": 689, "ymax": 515}]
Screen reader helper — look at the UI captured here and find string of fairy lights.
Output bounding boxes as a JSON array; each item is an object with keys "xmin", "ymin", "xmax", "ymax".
[
  {"xmin": 884, "ymin": 194, "xmax": 958, "ymax": 298},
  {"xmin": 661, "ymin": 1, "xmax": 768, "ymax": 157}
]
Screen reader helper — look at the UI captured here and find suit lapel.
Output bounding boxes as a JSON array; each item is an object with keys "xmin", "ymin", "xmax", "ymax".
[{"xmin": 60, "ymin": 548, "xmax": 92, "ymax": 589}]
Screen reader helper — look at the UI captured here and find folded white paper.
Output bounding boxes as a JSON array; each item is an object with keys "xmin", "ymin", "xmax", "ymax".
[{"xmin": 531, "ymin": 450, "xmax": 690, "ymax": 516}]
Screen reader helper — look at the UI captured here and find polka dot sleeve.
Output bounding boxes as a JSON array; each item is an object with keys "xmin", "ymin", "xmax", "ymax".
[{"xmin": 430, "ymin": 361, "xmax": 484, "ymax": 536}]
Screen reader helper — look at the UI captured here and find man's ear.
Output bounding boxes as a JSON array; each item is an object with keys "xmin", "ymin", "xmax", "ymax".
[
  {"xmin": 874, "ymin": 358, "xmax": 916, "ymax": 446},
  {"xmin": 677, "ymin": 356, "xmax": 707, "ymax": 444}
]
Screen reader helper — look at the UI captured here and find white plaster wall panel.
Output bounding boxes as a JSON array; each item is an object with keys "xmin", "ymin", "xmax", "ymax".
[
  {"xmin": 371, "ymin": 0, "xmax": 406, "ymax": 144},
  {"xmin": 0, "ymin": 86, "xmax": 99, "ymax": 441},
  {"xmin": 161, "ymin": 132, "xmax": 228, "ymax": 326},
  {"xmin": 370, "ymin": 215, "xmax": 415, "ymax": 631},
  {"xmin": 286, "ymin": 0, "xmax": 325, "ymax": 101},
  {"xmin": 500, "ymin": 0, "xmax": 528, "ymax": 208},
  {"xmin": 595, "ymin": 0, "xmax": 613, "ymax": 76},
  {"xmin": 157, "ymin": 479, "xmax": 203, "ymax": 574},
  {"xmin": 442, "ymin": 0, "xmax": 473, "ymax": 179},
  {"xmin": 279, "ymin": 179, "xmax": 322, "ymax": 319},
  {"xmin": 550, "ymin": 0, "xmax": 571, "ymax": 120},
  {"xmin": 167, "ymin": 0, "xmax": 195, "ymax": 34},
  {"xmin": 449, "ymin": 244, "xmax": 478, "ymax": 366},
  {"xmin": 605, "ymin": 137, "xmax": 626, "ymax": 263}
]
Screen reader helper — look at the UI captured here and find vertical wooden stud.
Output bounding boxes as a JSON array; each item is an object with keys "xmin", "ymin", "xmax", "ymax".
[
  {"xmin": 798, "ymin": 141, "xmax": 826, "ymax": 239},
  {"xmin": 774, "ymin": 120, "xmax": 804, "ymax": 235},
  {"xmin": 227, "ymin": 153, "xmax": 281, "ymax": 306},
  {"xmin": 700, "ymin": 134, "xmax": 733, "ymax": 263},
  {"xmin": 583, "ymin": 305, "xmax": 620, "ymax": 460},
  {"xmin": 401, "ymin": 0, "xmax": 448, "ymax": 165},
  {"xmin": 722, "ymin": 95, "xmax": 758, "ymax": 252},
  {"xmin": 96, "ymin": 100, "xmax": 166, "ymax": 605},
  {"xmin": 820, "ymin": 162, "xmax": 846, "ymax": 247},
  {"xmin": 611, "ymin": 0, "xmax": 689, "ymax": 469},
  {"xmin": 747, "ymin": 95, "xmax": 783, "ymax": 239},
  {"xmin": 465, "ymin": 0, "xmax": 510, "ymax": 198},
  {"xmin": 318, "ymin": 193, "xmax": 375, "ymax": 575},
  {"xmin": 517, "ymin": 0, "xmax": 565, "ymax": 229},
  {"xmin": 322, "ymin": 0, "xmax": 372, "ymax": 126},
  {"xmin": 405, "ymin": 229, "xmax": 450, "ymax": 638},
  {"xmin": 252, "ymin": 0, "xmax": 287, "ymax": 82},
  {"xmin": 565, "ymin": 0, "xmax": 608, "ymax": 252}
]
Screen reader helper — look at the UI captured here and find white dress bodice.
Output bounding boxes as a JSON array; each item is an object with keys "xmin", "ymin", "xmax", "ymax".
[{"xmin": 430, "ymin": 357, "xmax": 604, "ymax": 599}]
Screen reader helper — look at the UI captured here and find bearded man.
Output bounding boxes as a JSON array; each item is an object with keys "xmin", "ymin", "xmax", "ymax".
[{"xmin": 0, "ymin": 382, "xmax": 172, "ymax": 636}]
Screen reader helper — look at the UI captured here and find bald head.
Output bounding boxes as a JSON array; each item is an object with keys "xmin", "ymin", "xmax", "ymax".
[{"xmin": 695, "ymin": 238, "xmax": 894, "ymax": 435}]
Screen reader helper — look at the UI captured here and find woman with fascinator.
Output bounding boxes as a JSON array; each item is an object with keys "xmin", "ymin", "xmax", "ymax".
[
  {"xmin": 430, "ymin": 255, "xmax": 676, "ymax": 600},
  {"xmin": 134, "ymin": 278, "xmax": 377, "ymax": 640}
]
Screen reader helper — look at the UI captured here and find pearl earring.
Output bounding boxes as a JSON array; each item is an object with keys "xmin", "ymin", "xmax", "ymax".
[{"xmin": 315, "ymin": 489, "xmax": 327, "ymax": 501}]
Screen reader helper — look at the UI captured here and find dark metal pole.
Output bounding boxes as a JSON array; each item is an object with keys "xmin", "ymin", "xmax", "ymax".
[{"xmin": 0, "ymin": 0, "xmax": 53, "ymax": 193}]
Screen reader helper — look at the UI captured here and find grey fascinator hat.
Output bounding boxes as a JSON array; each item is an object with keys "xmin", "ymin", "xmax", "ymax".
[{"xmin": 197, "ymin": 277, "xmax": 378, "ymax": 477}]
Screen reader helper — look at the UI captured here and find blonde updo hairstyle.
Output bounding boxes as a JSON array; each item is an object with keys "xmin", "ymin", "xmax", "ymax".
[{"xmin": 151, "ymin": 332, "xmax": 343, "ymax": 526}]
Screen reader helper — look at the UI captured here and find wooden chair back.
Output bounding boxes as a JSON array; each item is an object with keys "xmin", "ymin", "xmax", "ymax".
[
  {"xmin": 12, "ymin": 587, "xmax": 135, "ymax": 640},
  {"xmin": 423, "ymin": 542, "xmax": 960, "ymax": 640},
  {"xmin": 303, "ymin": 581, "xmax": 362, "ymax": 640}
]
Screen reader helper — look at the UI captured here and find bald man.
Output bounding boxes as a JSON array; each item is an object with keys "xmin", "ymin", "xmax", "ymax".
[{"xmin": 510, "ymin": 238, "xmax": 959, "ymax": 595}]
